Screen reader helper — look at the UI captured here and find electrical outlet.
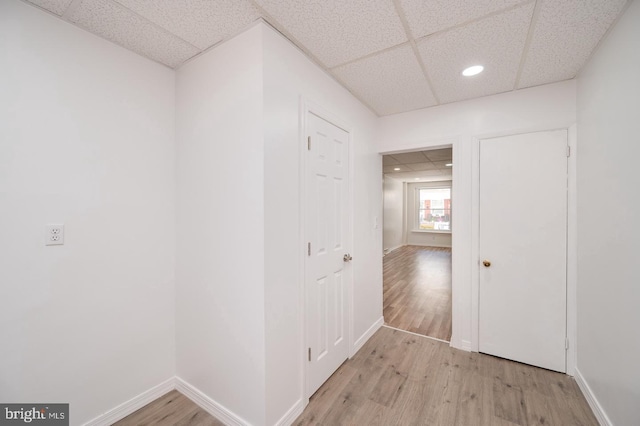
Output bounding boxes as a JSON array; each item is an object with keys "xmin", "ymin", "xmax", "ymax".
[{"xmin": 45, "ymin": 224, "xmax": 64, "ymax": 246}]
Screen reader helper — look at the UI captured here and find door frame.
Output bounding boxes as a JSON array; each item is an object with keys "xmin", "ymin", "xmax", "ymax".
[
  {"xmin": 379, "ymin": 137, "xmax": 461, "ymax": 348},
  {"xmin": 471, "ymin": 125, "xmax": 577, "ymax": 375},
  {"xmin": 299, "ymin": 98, "xmax": 355, "ymax": 403}
]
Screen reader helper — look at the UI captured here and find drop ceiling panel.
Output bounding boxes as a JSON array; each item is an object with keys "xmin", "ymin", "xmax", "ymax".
[
  {"xmin": 418, "ymin": 2, "xmax": 534, "ymax": 104},
  {"xmin": 389, "ymin": 151, "xmax": 429, "ymax": 164},
  {"xmin": 21, "ymin": 0, "xmax": 629, "ymax": 115},
  {"xmin": 382, "ymin": 156, "xmax": 401, "ymax": 166},
  {"xmin": 390, "ymin": 166, "xmax": 412, "ymax": 172},
  {"xmin": 415, "ymin": 170, "xmax": 444, "ymax": 176},
  {"xmin": 399, "ymin": 0, "xmax": 527, "ymax": 38},
  {"xmin": 383, "ymin": 165, "xmax": 404, "ymax": 173},
  {"xmin": 25, "ymin": 0, "xmax": 73, "ymax": 16},
  {"xmin": 518, "ymin": 0, "xmax": 628, "ymax": 89},
  {"xmin": 333, "ymin": 44, "xmax": 437, "ymax": 116},
  {"xmin": 254, "ymin": 0, "xmax": 407, "ymax": 67},
  {"xmin": 406, "ymin": 162, "xmax": 439, "ymax": 171},
  {"xmin": 423, "ymin": 148, "xmax": 452, "ymax": 161},
  {"xmin": 67, "ymin": 0, "xmax": 200, "ymax": 68},
  {"xmin": 432, "ymin": 161, "xmax": 453, "ymax": 168},
  {"xmin": 391, "ymin": 170, "xmax": 446, "ymax": 179},
  {"xmin": 383, "ymin": 149, "xmax": 452, "ymax": 181},
  {"xmin": 113, "ymin": 0, "xmax": 261, "ymax": 50}
]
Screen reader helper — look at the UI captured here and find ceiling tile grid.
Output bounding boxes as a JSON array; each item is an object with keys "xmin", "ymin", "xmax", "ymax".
[
  {"xmin": 383, "ymin": 149, "xmax": 453, "ymax": 181},
  {"xmin": 112, "ymin": 0, "xmax": 261, "ymax": 50},
  {"xmin": 67, "ymin": 0, "xmax": 200, "ymax": 68},
  {"xmin": 518, "ymin": 0, "xmax": 628, "ymax": 89},
  {"xmin": 332, "ymin": 44, "xmax": 437, "ymax": 116},
  {"xmin": 394, "ymin": 171, "xmax": 453, "ymax": 181},
  {"xmin": 406, "ymin": 162, "xmax": 440, "ymax": 171},
  {"xmin": 21, "ymin": 0, "xmax": 630, "ymax": 116},
  {"xmin": 388, "ymin": 151, "xmax": 429, "ymax": 164},
  {"xmin": 24, "ymin": 0, "xmax": 73, "ymax": 15},
  {"xmin": 424, "ymin": 148, "xmax": 452, "ymax": 161},
  {"xmin": 399, "ymin": 0, "xmax": 528, "ymax": 38},
  {"xmin": 431, "ymin": 160, "xmax": 453, "ymax": 168},
  {"xmin": 383, "ymin": 165, "xmax": 401, "ymax": 173},
  {"xmin": 254, "ymin": 0, "xmax": 407, "ymax": 68},
  {"xmin": 383, "ymin": 156, "xmax": 401, "ymax": 166},
  {"xmin": 417, "ymin": 2, "xmax": 535, "ymax": 104}
]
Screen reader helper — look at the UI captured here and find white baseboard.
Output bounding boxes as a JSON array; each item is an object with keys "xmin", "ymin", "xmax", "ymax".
[
  {"xmin": 175, "ymin": 377, "xmax": 250, "ymax": 426},
  {"xmin": 82, "ymin": 377, "xmax": 175, "ymax": 426},
  {"xmin": 574, "ymin": 367, "xmax": 611, "ymax": 426},
  {"xmin": 351, "ymin": 316, "xmax": 384, "ymax": 356},
  {"xmin": 273, "ymin": 398, "xmax": 304, "ymax": 426},
  {"xmin": 459, "ymin": 339, "xmax": 472, "ymax": 352},
  {"xmin": 448, "ymin": 334, "xmax": 471, "ymax": 352},
  {"xmin": 382, "ymin": 325, "xmax": 450, "ymax": 345},
  {"xmin": 407, "ymin": 242, "xmax": 452, "ymax": 248},
  {"xmin": 84, "ymin": 376, "xmax": 301, "ymax": 426},
  {"xmin": 383, "ymin": 245, "xmax": 404, "ymax": 255}
]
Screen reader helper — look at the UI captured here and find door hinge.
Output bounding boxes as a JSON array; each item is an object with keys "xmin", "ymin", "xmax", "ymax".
[
  {"xmin": 307, "ymin": 136, "xmax": 311, "ymax": 151},
  {"xmin": 565, "ymin": 338, "xmax": 569, "ymax": 350},
  {"xmin": 566, "ymin": 145, "xmax": 571, "ymax": 157},
  {"xmin": 308, "ymin": 242, "xmax": 311, "ymax": 256},
  {"xmin": 308, "ymin": 347, "xmax": 311, "ymax": 361}
]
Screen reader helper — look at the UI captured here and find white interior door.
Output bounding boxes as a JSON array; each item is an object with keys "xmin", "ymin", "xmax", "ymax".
[
  {"xmin": 306, "ymin": 112, "xmax": 350, "ymax": 397},
  {"xmin": 479, "ymin": 129, "xmax": 568, "ymax": 373}
]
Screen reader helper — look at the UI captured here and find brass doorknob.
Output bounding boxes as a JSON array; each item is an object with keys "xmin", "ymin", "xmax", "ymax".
[{"xmin": 482, "ymin": 260, "xmax": 491, "ymax": 267}]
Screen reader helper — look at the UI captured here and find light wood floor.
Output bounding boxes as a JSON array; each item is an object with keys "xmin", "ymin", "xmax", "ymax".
[
  {"xmin": 384, "ymin": 245, "xmax": 452, "ymax": 341},
  {"xmin": 295, "ymin": 326, "xmax": 598, "ymax": 426},
  {"xmin": 115, "ymin": 327, "xmax": 597, "ymax": 426},
  {"xmin": 114, "ymin": 390, "xmax": 222, "ymax": 426}
]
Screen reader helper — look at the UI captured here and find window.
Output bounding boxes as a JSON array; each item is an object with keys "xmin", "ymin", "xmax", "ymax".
[{"xmin": 417, "ymin": 187, "xmax": 451, "ymax": 231}]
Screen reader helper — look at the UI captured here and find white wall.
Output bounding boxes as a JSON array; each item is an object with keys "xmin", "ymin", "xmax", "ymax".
[
  {"xmin": 262, "ymin": 24, "xmax": 382, "ymax": 425},
  {"xmin": 175, "ymin": 23, "xmax": 382, "ymax": 425},
  {"xmin": 378, "ymin": 80, "xmax": 576, "ymax": 350},
  {"xmin": 405, "ymin": 182, "xmax": 452, "ymax": 248},
  {"xmin": 175, "ymin": 25, "xmax": 266, "ymax": 426},
  {"xmin": 0, "ymin": 2, "xmax": 176, "ymax": 425},
  {"xmin": 383, "ymin": 177, "xmax": 404, "ymax": 252},
  {"xmin": 576, "ymin": 1, "xmax": 640, "ymax": 424}
]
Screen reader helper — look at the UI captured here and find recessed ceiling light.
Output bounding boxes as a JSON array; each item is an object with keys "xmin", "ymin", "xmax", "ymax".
[
  {"xmin": 462, "ymin": 65, "xmax": 484, "ymax": 77},
  {"xmin": 414, "ymin": 178, "xmax": 420, "ymax": 180},
  {"xmin": 394, "ymin": 167, "xmax": 401, "ymax": 171},
  {"xmin": 445, "ymin": 163, "xmax": 453, "ymax": 167}
]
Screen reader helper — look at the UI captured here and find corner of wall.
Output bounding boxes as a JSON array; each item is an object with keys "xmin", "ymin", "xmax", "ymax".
[{"xmin": 574, "ymin": 369, "xmax": 613, "ymax": 426}]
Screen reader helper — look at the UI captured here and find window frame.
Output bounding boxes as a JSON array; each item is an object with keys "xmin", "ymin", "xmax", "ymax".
[{"xmin": 414, "ymin": 184, "xmax": 452, "ymax": 233}]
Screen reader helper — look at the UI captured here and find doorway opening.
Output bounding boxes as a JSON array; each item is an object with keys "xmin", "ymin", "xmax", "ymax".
[{"xmin": 382, "ymin": 147, "xmax": 453, "ymax": 342}]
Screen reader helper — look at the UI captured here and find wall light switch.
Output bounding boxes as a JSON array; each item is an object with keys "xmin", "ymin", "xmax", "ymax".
[{"xmin": 45, "ymin": 224, "xmax": 64, "ymax": 246}]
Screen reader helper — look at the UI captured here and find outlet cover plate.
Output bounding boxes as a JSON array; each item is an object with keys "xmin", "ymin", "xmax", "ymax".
[{"xmin": 45, "ymin": 224, "xmax": 64, "ymax": 246}]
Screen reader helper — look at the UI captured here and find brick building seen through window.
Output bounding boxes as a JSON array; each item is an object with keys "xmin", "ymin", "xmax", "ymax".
[{"xmin": 418, "ymin": 187, "xmax": 451, "ymax": 231}]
